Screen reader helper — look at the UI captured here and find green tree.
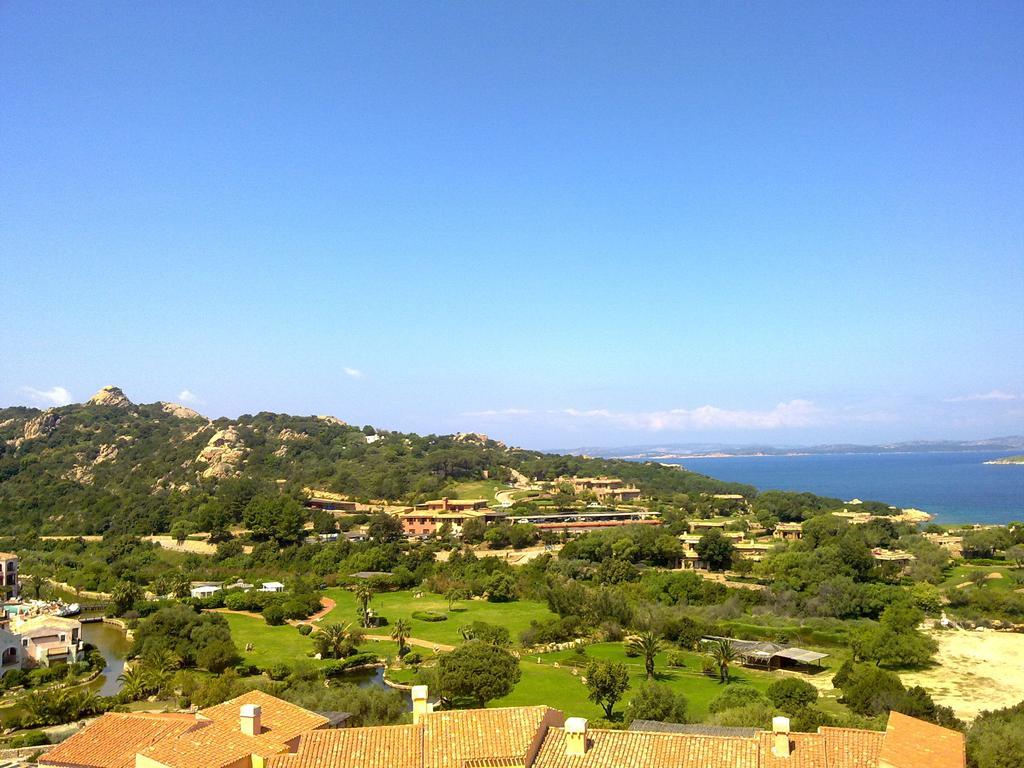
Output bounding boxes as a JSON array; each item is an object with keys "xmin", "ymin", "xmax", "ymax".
[
  {"xmin": 708, "ymin": 638, "xmax": 739, "ymax": 683},
  {"xmin": 766, "ymin": 677, "xmax": 818, "ymax": 713},
  {"xmin": 695, "ymin": 529, "xmax": 734, "ymax": 571},
  {"xmin": 967, "ymin": 701, "xmax": 1024, "ymax": 768},
  {"xmin": 460, "ymin": 518, "xmax": 486, "ymax": 544},
  {"xmin": 584, "ymin": 660, "xmax": 631, "ymax": 719},
  {"xmin": 367, "ymin": 513, "xmax": 403, "ymax": 543},
  {"xmin": 626, "ymin": 631, "xmax": 662, "ymax": 680},
  {"xmin": 625, "ymin": 681, "xmax": 688, "ymax": 724},
  {"xmin": 117, "ymin": 665, "xmax": 151, "ymax": 701},
  {"xmin": 111, "ymin": 581, "xmax": 143, "ymax": 615},
  {"xmin": 445, "ymin": 587, "xmax": 466, "ymax": 611},
  {"xmin": 170, "ymin": 520, "xmax": 192, "ymax": 546},
  {"xmin": 485, "ymin": 572, "xmax": 517, "ymax": 602},
  {"xmin": 437, "ymin": 641, "xmax": 521, "ymax": 708},
  {"xmin": 1005, "ymin": 545, "xmax": 1024, "ymax": 570}
]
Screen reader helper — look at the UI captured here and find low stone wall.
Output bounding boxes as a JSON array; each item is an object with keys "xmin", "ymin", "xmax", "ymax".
[{"xmin": 0, "ymin": 743, "xmax": 54, "ymax": 759}]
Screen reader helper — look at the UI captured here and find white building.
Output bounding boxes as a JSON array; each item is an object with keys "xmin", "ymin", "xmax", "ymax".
[
  {"xmin": 259, "ymin": 582, "xmax": 285, "ymax": 593},
  {"xmin": 190, "ymin": 584, "xmax": 222, "ymax": 599}
]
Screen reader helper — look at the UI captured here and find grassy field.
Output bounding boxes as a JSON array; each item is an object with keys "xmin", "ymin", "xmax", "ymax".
[
  {"xmin": 449, "ymin": 479, "xmax": 506, "ymax": 501},
  {"xmin": 321, "ymin": 589, "xmax": 557, "ymax": 647},
  {"xmin": 494, "ymin": 642, "xmax": 775, "ymax": 721},
  {"xmin": 941, "ymin": 564, "xmax": 1018, "ymax": 591},
  {"xmin": 223, "ymin": 613, "xmax": 415, "ymax": 668}
]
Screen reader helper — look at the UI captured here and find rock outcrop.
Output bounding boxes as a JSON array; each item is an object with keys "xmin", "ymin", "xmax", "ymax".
[
  {"xmin": 454, "ymin": 432, "xmax": 506, "ymax": 449},
  {"xmin": 23, "ymin": 410, "xmax": 61, "ymax": 441},
  {"xmin": 159, "ymin": 402, "xmax": 205, "ymax": 420},
  {"xmin": 87, "ymin": 386, "xmax": 132, "ymax": 407},
  {"xmin": 316, "ymin": 415, "xmax": 347, "ymax": 427},
  {"xmin": 195, "ymin": 426, "xmax": 247, "ymax": 479}
]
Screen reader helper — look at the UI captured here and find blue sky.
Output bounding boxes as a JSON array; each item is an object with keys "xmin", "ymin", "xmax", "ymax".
[{"xmin": 1, "ymin": 3, "xmax": 1022, "ymax": 449}]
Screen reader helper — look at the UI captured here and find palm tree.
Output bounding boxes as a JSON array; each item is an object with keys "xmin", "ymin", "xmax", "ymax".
[
  {"xmin": 118, "ymin": 665, "xmax": 150, "ymax": 701},
  {"xmin": 354, "ymin": 584, "xmax": 374, "ymax": 628},
  {"xmin": 314, "ymin": 622, "xmax": 362, "ymax": 660},
  {"xmin": 391, "ymin": 619, "xmax": 412, "ymax": 654},
  {"xmin": 708, "ymin": 639, "xmax": 739, "ymax": 684},
  {"xmin": 626, "ymin": 631, "xmax": 662, "ymax": 679}
]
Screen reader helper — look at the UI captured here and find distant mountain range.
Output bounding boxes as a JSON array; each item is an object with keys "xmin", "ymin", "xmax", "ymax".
[{"xmin": 570, "ymin": 437, "xmax": 1024, "ymax": 460}]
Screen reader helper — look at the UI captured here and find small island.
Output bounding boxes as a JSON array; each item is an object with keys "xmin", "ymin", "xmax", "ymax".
[{"xmin": 984, "ymin": 455, "xmax": 1024, "ymax": 465}]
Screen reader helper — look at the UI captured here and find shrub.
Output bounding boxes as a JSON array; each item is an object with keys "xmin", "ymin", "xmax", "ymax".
[
  {"xmin": 297, "ymin": 624, "xmax": 313, "ymax": 636},
  {"xmin": 666, "ymin": 650, "xmax": 688, "ymax": 668},
  {"xmin": 412, "ymin": 611, "xmax": 447, "ymax": 622},
  {"xmin": 708, "ymin": 686, "xmax": 768, "ymax": 714},
  {"xmin": 767, "ymin": 677, "xmax": 818, "ymax": 713},
  {"xmin": 323, "ymin": 653, "xmax": 380, "ymax": 676},
  {"xmin": 266, "ymin": 663, "xmax": 292, "ymax": 681},
  {"xmin": 402, "ymin": 650, "xmax": 426, "ymax": 666},
  {"xmin": 700, "ymin": 657, "xmax": 717, "ymax": 676},
  {"xmin": 197, "ymin": 640, "xmax": 241, "ymax": 673},
  {"xmin": 626, "ymin": 681, "xmax": 689, "ymax": 725},
  {"xmin": 263, "ymin": 604, "xmax": 286, "ymax": 626}
]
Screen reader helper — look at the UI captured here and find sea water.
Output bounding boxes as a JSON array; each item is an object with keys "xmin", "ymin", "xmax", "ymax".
[{"xmin": 657, "ymin": 451, "xmax": 1024, "ymax": 525}]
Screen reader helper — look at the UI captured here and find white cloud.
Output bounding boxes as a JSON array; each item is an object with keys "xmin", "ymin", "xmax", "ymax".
[
  {"xmin": 943, "ymin": 390, "xmax": 1021, "ymax": 403},
  {"xmin": 178, "ymin": 390, "xmax": 201, "ymax": 404},
  {"xmin": 343, "ymin": 367, "xmax": 365, "ymax": 380},
  {"xmin": 466, "ymin": 400, "xmax": 826, "ymax": 432},
  {"xmin": 22, "ymin": 386, "xmax": 74, "ymax": 407}
]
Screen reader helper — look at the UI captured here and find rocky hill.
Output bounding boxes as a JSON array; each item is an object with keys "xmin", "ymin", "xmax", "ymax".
[{"xmin": 0, "ymin": 387, "xmax": 751, "ymax": 536}]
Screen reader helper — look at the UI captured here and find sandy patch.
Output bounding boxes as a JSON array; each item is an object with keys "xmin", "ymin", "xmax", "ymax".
[{"xmin": 901, "ymin": 629, "xmax": 1024, "ymax": 721}]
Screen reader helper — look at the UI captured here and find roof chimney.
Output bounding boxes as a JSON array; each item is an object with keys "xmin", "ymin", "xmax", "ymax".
[
  {"xmin": 240, "ymin": 703, "xmax": 262, "ymax": 737},
  {"xmin": 565, "ymin": 717, "xmax": 589, "ymax": 756},
  {"xmin": 412, "ymin": 685, "xmax": 432, "ymax": 724},
  {"xmin": 772, "ymin": 716, "xmax": 791, "ymax": 758}
]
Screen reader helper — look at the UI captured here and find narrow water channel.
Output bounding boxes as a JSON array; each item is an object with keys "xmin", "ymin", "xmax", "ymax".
[{"xmin": 82, "ymin": 620, "xmax": 131, "ymax": 697}]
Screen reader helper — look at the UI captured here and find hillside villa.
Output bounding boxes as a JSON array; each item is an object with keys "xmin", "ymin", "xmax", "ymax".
[
  {"xmin": 773, "ymin": 522, "xmax": 805, "ymax": 541},
  {"xmin": 564, "ymin": 476, "xmax": 643, "ymax": 502},
  {"xmin": 11, "ymin": 613, "xmax": 83, "ymax": 667},
  {"xmin": 38, "ymin": 686, "xmax": 965, "ymax": 768},
  {"xmin": 0, "ymin": 551, "xmax": 20, "ymax": 599}
]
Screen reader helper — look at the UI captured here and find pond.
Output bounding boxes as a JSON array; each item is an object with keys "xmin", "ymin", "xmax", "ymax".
[
  {"xmin": 82, "ymin": 620, "xmax": 131, "ymax": 698},
  {"xmin": 339, "ymin": 666, "xmax": 413, "ymax": 711}
]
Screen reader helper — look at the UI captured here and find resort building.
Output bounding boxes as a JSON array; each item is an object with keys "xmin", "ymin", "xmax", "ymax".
[
  {"xmin": 260, "ymin": 581, "xmax": 285, "ymax": 593},
  {"xmin": 564, "ymin": 476, "xmax": 643, "ymax": 502},
  {"xmin": 190, "ymin": 583, "xmax": 222, "ymax": 599},
  {"xmin": 773, "ymin": 521, "xmax": 805, "ymax": 541},
  {"xmin": 871, "ymin": 548, "xmax": 917, "ymax": 573},
  {"xmin": 924, "ymin": 533, "xmax": 964, "ymax": 558},
  {"xmin": 418, "ymin": 497, "xmax": 489, "ymax": 512},
  {"xmin": 37, "ymin": 686, "xmax": 966, "ymax": 768},
  {"xmin": 733, "ymin": 540, "xmax": 776, "ymax": 562},
  {"xmin": 11, "ymin": 614, "xmax": 82, "ymax": 667},
  {"xmin": 0, "ymin": 621, "xmax": 21, "ymax": 677},
  {"xmin": 690, "ymin": 520, "xmax": 729, "ymax": 534},
  {"xmin": 0, "ymin": 551, "xmax": 20, "ymax": 599},
  {"xmin": 399, "ymin": 507, "xmax": 507, "ymax": 538}
]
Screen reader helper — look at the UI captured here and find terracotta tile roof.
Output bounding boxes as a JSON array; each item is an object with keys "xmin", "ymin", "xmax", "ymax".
[
  {"xmin": 139, "ymin": 690, "xmax": 331, "ymax": 768},
  {"xmin": 758, "ymin": 732, "xmax": 828, "ymax": 768},
  {"xmin": 821, "ymin": 726, "xmax": 885, "ymax": 768},
  {"xmin": 422, "ymin": 705, "xmax": 562, "ymax": 768},
  {"xmin": 265, "ymin": 724, "xmax": 424, "ymax": 768},
  {"xmin": 532, "ymin": 727, "xmax": 760, "ymax": 768},
  {"xmin": 201, "ymin": 689, "xmax": 329, "ymax": 738},
  {"xmin": 878, "ymin": 711, "xmax": 965, "ymax": 768},
  {"xmin": 39, "ymin": 712, "xmax": 200, "ymax": 768}
]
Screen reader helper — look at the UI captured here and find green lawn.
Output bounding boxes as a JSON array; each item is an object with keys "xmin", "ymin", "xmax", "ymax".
[
  {"xmin": 450, "ymin": 479, "xmax": 506, "ymax": 501},
  {"xmin": 223, "ymin": 613, "xmax": 416, "ymax": 668},
  {"xmin": 321, "ymin": 589, "xmax": 557, "ymax": 647},
  {"xmin": 494, "ymin": 642, "xmax": 776, "ymax": 721},
  {"xmin": 941, "ymin": 564, "xmax": 1017, "ymax": 591}
]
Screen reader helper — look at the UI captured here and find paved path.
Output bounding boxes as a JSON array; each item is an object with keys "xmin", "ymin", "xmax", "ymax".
[{"xmin": 363, "ymin": 634, "xmax": 455, "ymax": 652}]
